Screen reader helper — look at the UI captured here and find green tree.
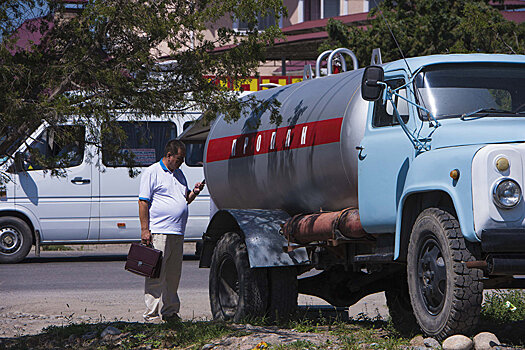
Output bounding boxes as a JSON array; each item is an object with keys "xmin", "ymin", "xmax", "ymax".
[
  {"xmin": 321, "ymin": 0, "xmax": 525, "ymax": 66},
  {"xmin": 0, "ymin": 0, "xmax": 285, "ymax": 173}
]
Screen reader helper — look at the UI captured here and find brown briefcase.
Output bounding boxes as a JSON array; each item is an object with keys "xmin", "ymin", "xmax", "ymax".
[{"xmin": 125, "ymin": 243, "xmax": 162, "ymax": 278}]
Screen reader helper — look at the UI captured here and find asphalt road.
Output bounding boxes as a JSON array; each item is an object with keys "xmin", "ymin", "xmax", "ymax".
[{"xmin": 0, "ymin": 245, "xmax": 387, "ymax": 338}]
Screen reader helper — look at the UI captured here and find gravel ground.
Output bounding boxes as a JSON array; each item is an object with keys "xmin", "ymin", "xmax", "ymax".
[{"xmin": 0, "ymin": 243, "xmax": 388, "ymax": 338}]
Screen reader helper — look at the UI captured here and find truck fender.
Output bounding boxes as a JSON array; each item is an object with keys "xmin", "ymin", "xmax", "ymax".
[
  {"xmin": 393, "ymin": 145, "xmax": 483, "ymax": 261},
  {"xmin": 199, "ymin": 209, "xmax": 310, "ymax": 268}
]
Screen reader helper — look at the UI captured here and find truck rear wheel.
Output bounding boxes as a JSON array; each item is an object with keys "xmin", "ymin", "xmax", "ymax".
[
  {"xmin": 0, "ymin": 216, "xmax": 33, "ymax": 264},
  {"xmin": 407, "ymin": 208, "xmax": 482, "ymax": 340},
  {"xmin": 385, "ymin": 273, "xmax": 418, "ymax": 336},
  {"xmin": 209, "ymin": 232, "xmax": 268, "ymax": 321}
]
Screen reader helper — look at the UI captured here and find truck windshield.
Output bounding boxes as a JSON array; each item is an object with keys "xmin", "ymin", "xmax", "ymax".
[{"xmin": 414, "ymin": 63, "xmax": 525, "ymax": 120}]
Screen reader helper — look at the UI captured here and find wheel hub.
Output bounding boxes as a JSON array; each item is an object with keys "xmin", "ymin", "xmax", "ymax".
[
  {"xmin": 218, "ymin": 257, "xmax": 240, "ymax": 318},
  {"xmin": 418, "ymin": 237, "xmax": 447, "ymax": 315},
  {"xmin": 0, "ymin": 227, "xmax": 21, "ymax": 253}
]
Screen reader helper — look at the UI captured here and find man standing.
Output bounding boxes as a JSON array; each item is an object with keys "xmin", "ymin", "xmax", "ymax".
[{"xmin": 138, "ymin": 139, "xmax": 205, "ymax": 322}]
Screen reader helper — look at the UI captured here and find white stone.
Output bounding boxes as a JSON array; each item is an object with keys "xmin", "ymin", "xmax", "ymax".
[
  {"xmin": 443, "ymin": 334, "xmax": 473, "ymax": 350},
  {"xmin": 424, "ymin": 337, "xmax": 441, "ymax": 349},
  {"xmin": 473, "ymin": 332, "xmax": 500, "ymax": 350},
  {"xmin": 101, "ymin": 326, "xmax": 121, "ymax": 338},
  {"xmin": 410, "ymin": 335, "xmax": 425, "ymax": 347}
]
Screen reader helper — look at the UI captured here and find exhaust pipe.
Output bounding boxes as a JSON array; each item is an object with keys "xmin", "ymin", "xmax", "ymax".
[
  {"xmin": 282, "ymin": 208, "xmax": 367, "ymax": 245},
  {"xmin": 488, "ymin": 256, "xmax": 525, "ymax": 275}
]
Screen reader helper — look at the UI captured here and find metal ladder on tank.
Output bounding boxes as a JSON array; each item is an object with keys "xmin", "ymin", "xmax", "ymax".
[{"xmin": 303, "ymin": 47, "xmax": 383, "ymax": 80}]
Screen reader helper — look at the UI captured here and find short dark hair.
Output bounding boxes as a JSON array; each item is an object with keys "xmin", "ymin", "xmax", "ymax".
[{"xmin": 165, "ymin": 139, "xmax": 186, "ymax": 156}]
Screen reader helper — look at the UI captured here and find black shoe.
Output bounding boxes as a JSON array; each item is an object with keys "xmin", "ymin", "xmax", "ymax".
[{"xmin": 163, "ymin": 314, "xmax": 181, "ymax": 323}]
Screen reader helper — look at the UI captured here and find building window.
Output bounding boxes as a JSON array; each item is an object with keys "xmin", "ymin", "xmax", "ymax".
[
  {"xmin": 324, "ymin": 0, "xmax": 340, "ymax": 18},
  {"xmin": 235, "ymin": 11, "xmax": 277, "ymax": 32},
  {"xmin": 304, "ymin": 0, "xmax": 321, "ymax": 21},
  {"xmin": 304, "ymin": 0, "xmax": 342, "ymax": 20}
]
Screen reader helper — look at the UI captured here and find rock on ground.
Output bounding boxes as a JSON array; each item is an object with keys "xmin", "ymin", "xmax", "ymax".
[
  {"xmin": 424, "ymin": 337, "xmax": 441, "ymax": 349},
  {"xmin": 473, "ymin": 332, "xmax": 501, "ymax": 350},
  {"xmin": 209, "ymin": 325, "xmax": 338, "ymax": 350},
  {"xmin": 101, "ymin": 326, "xmax": 121, "ymax": 338},
  {"xmin": 442, "ymin": 334, "xmax": 473, "ymax": 350},
  {"xmin": 410, "ymin": 335, "xmax": 425, "ymax": 347}
]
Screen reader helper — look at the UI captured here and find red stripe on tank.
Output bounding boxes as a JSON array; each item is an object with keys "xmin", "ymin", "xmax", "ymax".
[{"xmin": 206, "ymin": 117, "xmax": 343, "ymax": 163}]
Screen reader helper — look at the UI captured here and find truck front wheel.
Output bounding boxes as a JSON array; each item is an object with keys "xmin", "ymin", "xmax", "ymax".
[
  {"xmin": 407, "ymin": 208, "xmax": 483, "ymax": 340},
  {"xmin": 209, "ymin": 232, "xmax": 268, "ymax": 321},
  {"xmin": 0, "ymin": 216, "xmax": 33, "ymax": 264}
]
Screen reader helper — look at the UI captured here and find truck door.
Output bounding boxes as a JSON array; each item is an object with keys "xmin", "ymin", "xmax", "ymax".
[
  {"xmin": 98, "ymin": 121, "xmax": 177, "ymax": 241},
  {"xmin": 14, "ymin": 125, "xmax": 92, "ymax": 241},
  {"xmin": 357, "ymin": 74, "xmax": 419, "ymax": 233}
]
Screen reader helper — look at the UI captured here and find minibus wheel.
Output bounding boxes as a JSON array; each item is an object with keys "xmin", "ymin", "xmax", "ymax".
[
  {"xmin": 407, "ymin": 208, "xmax": 482, "ymax": 340},
  {"xmin": 0, "ymin": 216, "xmax": 32, "ymax": 264}
]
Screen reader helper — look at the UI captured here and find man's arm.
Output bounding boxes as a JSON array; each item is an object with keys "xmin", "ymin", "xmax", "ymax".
[
  {"xmin": 139, "ymin": 199, "xmax": 151, "ymax": 245},
  {"xmin": 187, "ymin": 181, "xmax": 205, "ymax": 204}
]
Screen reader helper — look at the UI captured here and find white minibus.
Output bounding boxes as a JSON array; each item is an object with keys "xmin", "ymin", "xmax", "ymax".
[{"xmin": 0, "ymin": 114, "xmax": 208, "ymax": 263}]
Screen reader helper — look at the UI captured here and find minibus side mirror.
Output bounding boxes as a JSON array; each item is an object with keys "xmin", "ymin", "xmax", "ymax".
[
  {"xmin": 12, "ymin": 152, "xmax": 25, "ymax": 173},
  {"xmin": 361, "ymin": 66, "xmax": 385, "ymax": 101}
]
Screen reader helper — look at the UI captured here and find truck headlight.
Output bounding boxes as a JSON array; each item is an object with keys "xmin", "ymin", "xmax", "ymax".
[{"xmin": 493, "ymin": 178, "xmax": 522, "ymax": 209}]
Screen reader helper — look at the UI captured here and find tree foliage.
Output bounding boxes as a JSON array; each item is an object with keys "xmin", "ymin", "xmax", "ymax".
[
  {"xmin": 0, "ymin": 0, "xmax": 285, "ymax": 172},
  {"xmin": 321, "ymin": 0, "xmax": 525, "ymax": 66}
]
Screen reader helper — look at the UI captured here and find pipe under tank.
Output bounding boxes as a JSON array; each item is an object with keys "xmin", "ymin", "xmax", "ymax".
[{"xmin": 282, "ymin": 208, "xmax": 367, "ymax": 245}]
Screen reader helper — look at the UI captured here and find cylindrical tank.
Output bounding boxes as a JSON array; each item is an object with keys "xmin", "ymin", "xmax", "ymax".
[{"xmin": 204, "ymin": 68, "xmax": 368, "ymax": 215}]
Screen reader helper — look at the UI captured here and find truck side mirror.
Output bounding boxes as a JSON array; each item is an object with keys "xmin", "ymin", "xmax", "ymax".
[
  {"xmin": 14, "ymin": 151, "xmax": 25, "ymax": 172},
  {"xmin": 361, "ymin": 66, "xmax": 385, "ymax": 101}
]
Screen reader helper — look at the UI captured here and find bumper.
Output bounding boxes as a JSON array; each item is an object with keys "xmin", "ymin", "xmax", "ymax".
[
  {"xmin": 478, "ymin": 229, "xmax": 525, "ymax": 275},
  {"xmin": 481, "ymin": 229, "xmax": 525, "ymax": 253}
]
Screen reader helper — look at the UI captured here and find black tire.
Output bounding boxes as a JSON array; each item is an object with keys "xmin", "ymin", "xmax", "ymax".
[
  {"xmin": 407, "ymin": 208, "xmax": 483, "ymax": 340},
  {"xmin": 0, "ymin": 216, "xmax": 33, "ymax": 264},
  {"xmin": 195, "ymin": 240, "xmax": 203, "ymax": 257},
  {"xmin": 209, "ymin": 232, "xmax": 268, "ymax": 322},
  {"xmin": 385, "ymin": 272, "xmax": 419, "ymax": 336},
  {"xmin": 267, "ymin": 266, "xmax": 298, "ymax": 322}
]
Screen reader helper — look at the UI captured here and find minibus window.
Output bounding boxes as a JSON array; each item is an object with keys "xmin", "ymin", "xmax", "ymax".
[
  {"xmin": 102, "ymin": 121, "xmax": 177, "ymax": 167},
  {"xmin": 22, "ymin": 125, "xmax": 85, "ymax": 170}
]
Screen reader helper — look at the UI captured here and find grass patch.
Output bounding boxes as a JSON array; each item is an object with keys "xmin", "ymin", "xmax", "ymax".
[
  {"xmin": 41, "ymin": 244, "xmax": 74, "ymax": 251},
  {"xmin": 271, "ymin": 310, "xmax": 409, "ymax": 350},
  {"xmin": 479, "ymin": 289, "xmax": 525, "ymax": 346},
  {"xmin": 0, "ymin": 319, "xmax": 237, "ymax": 350},
  {"xmin": 482, "ymin": 289, "xmax": 525, "ymax": 323}
]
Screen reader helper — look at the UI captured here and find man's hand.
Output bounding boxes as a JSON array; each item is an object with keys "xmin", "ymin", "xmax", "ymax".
[
  {"xmin": 138, "ymin": 199, "xmax": 151, "ymax": 245},
  {"xmin": 193, "ymin": 181, "xmax": 205, "ymax": 194},
  {"xmin": 187, "ymin": 181, "xmax": 206, "ymax": 204},
  {"xmin": 141, "ymin": 229, "xmax": 152, "ymax": 246}
]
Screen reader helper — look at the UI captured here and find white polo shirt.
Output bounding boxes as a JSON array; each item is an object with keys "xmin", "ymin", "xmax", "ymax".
[{"xmin": 139, "ymin": 159, "xmax": 189, "ymax": 235}]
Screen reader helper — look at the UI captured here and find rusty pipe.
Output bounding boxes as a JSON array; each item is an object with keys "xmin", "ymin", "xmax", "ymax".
[{"xmin": 282, "ymin": 208, "xmax": 366, "ymax": 244}]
